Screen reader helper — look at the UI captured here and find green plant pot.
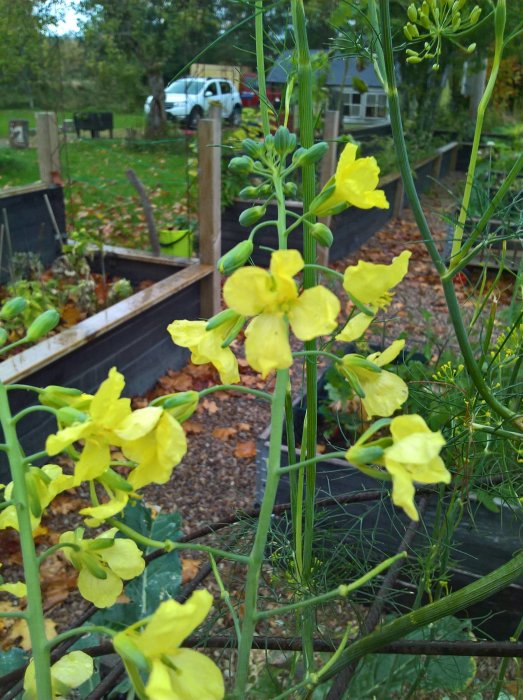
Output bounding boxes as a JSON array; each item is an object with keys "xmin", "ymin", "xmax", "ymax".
[{"xmin": 159, "ymin": 229, "xmax": 192, "ymax": 257}]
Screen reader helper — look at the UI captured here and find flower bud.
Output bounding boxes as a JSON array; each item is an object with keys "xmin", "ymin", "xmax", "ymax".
[
  {"xmin": 228, "ymin": 156, "xmax": 254, "ymax": 175},
  {"xmin": 296, "ymin": 142, "xmax": 329, "ymax": 166},
  {"xmin": 283, "ymin": 182, "xmax": 298, "ymax": 198},
  {"xmin": 25, "ymin": 309, "xmax": 60, "ymax": 342},
  {"xmin": 274, "ymin": 126, "xmax": 295, "ymax": 157},
  {"xmin": 113, "ymin": 633, "xmax": 150, "ymax": 673},
  {"xmin": 407, "ymin": 4, "xmax": 417, "ymax": 22},
  {"xmin": 56, "ymin": 406, "xmax": 89, "ymax": 426},
  {"xmin": 217, "ymin": 239, "xmax": 254, "ymax": 273},
  {"xmin": 466, "ymin": 42, "xmax": 477, "ymax": 53},
  {"xmin": 156, "ymin": 391, "xmax": 199, "ymax": 422},
  {"xmin": 206, "ymin": 308, "xmax": 239, "ymax": 331},
  {"xmin": 292, "ymin": 147, "xmax": 307, "ymax": 163},
  {"xmin": 407, "ymin": 55, "xmax": 423, "ymax": 64},
  {"xmin": 310, "ymin": 223, "xmax": 334, "ymax": 247},
  {"xmin": 239, "ymin": 186, "xmax": 260, "ymax": 200},
  {"xmin": 98, "ymin": 468, "xmax": 135, "ymax": 493},
  {"xmin": 221, "ymin": 315, "xmax": 246, "ymax": 348},
  {"xmin": 239, "ymin": 206, "xmax": 266, "ymax": 227},
  {"xmin": 242, "ymin": 138, "xmax": 264, "ymax": 159},
  {"xmin": 469, "ymin": 6, "xmax": 481, "ymax": 24},
  {"xmin": 346, "ymin": 444, "xmax": 385, "ymax": 465},
  {"xmin": 0, "ymin": 296, "xmax": 27, "ymax": 320},
  {"xmin": 451, "ymin": 13, "xmax": 461, "ymax": 30},
  {"xmin": 264, "ymin": 134, "xmax": 275, "ymax": 151},
  {"xmin": 39, "ymin": 385, "xmax": 89, "ymax": 409}
]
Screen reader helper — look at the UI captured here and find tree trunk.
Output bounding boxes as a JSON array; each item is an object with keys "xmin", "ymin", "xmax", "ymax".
[{"xmin": 145, "ymin": 70, "xmax": 167, "ymax": 138}]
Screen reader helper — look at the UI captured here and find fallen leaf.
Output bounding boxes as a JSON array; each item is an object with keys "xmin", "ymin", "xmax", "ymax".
[
  {"xmin": 202, "ymin": 399, "xmax": 218, "ymax": 414},
  {"xmin": 181, "ymin": 558, "xmax": 200, "ymax": 584},
  {"xmin": 183, "ymin": 420, "xmax": 203, "ymax": 434},
  {"xmin": 5, "ymin": 617, "xmax": 56, "ymax": 651},
  {"xmin": 212, "ymin": 427, "xmax": 237, "ymax": 441},
  {"xmin": 237, "ymin": 423, "xmax": 251, "ymax": 432},
  {"xmin": 48, "ymin": 494, "xmax": 89, "ymax": 516},
  {"xmin": 234, "ymin": 440, "xmax": 257, "ymax": 459}
]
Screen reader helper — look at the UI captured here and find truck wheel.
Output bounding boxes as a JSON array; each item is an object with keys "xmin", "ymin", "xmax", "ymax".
[
  {"xmin": 187, "ymin": 107, "xmax": 202, "ymax": 130},
  {"xmin": 229, "ymin": 106, "xmax": 242, "ymax": 126}
]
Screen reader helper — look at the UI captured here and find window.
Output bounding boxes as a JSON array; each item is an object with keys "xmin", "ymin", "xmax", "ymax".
[
  {"xmin": 205, "ymin": 81, "xmax": 218, "ymax": 96},
  {"xmin": 220, "ymin": 81, "xmax": 232, "ymax": 94},
  {"xmin": 343, "ymin": 89, "xmax": 363, "ymax": 118},
  {"xmin": 365, "ymin": 92, "xmax": 387, "ymax": 118}
]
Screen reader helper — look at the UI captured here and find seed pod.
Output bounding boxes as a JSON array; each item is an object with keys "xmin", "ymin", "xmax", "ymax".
[
  {"xmin": 56, "ymin": 406, "xmax": 89, "ymax": 426},
  {"xmin": 81, "ymin": 553, "xmax": 108, "ymax": 580},
  {"xmin": 0, "ymin": 296, "xmax": 27, "ymax": 320},
  {"xmin": 404, "ymin": 25, "xmax": 414, "ymax": 40},
  {"xmin": 26, "ymin": 309, "xmax": 60, "ymax": 342},
  {"xmin": 406, "ymin": 49, "xmax": 420, "ymax": 56},
  {"xmin": 296, "ymin": 142, "xmax": 329, "ymax": 166},
  {"xmin": 217, "ymin": 239, "xmax": 254, "ymax": 272},
  {"xmin": 0, "ymin": 328, "xmax": 7, "ymax": 347},
  {"xmin": 221, "ymin": 314, "xmax": 246, "ymax": 348},
  {"xmin": 99, "ymin": 468, "xmax": 135, "ymax": 493},
  {"xmin": 238, "ymin": 206, "xmax": 266, "ymax": 228},
  {"xmin": 407, "ymin": 55, "xmax": 423, "ymax": 63},
  {"xmin": 242, "ymin": 138, "xmax": 263, "ymax": 159},
  {"xmin": 407, "ymin": 4, "xmax": 418, "ymax": 23},
  {"xmin": 228, "ymin": 156, "xmax": 254, "ymax": 174},
  {"xmin": 310, "ymin": 223, "xmax": 334, "ymax": 247},
  {"xmin": 206, "ymin": 308, "xmax": 239, "ymax": 330}
]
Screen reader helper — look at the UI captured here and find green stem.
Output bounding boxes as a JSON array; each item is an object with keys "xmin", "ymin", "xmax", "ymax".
[
  {"xmin": 378, "ymin": 0, "xmax": 518, "ymax": 427},
  {"xmin": 471, "ymin": 423, "xmax": 523, "ymax": 441},
  {"xmin": 0, "ymin": 610, "xmax": 27, "ymax": 619},
  {"xmin": 11, "ymin": 405, "xmax": 57, "ymax": 425},
  {"xmin": 23, "ymin": 451, "xmax": 49, "ymax": 464},
  {"xmin": 291, "ymin": 0, "xmax": 319, "ymax": 671},
  {"xmin": 445, "ymin": 152, "xmax": 523, "ymax": 276},
  {"xmin": 198, "ymin": 384, "xmax": 271, "ymax": 402},
  {"xmin": 279, "ymin": 451, "xmax": 345, "ymax": 475},
  {"xmin": 37, "ymin": 542, "xmax": 81, "ymax": 564},
  {"xmin": 47, "ymin": 625, "xmax": 115, "ymax": 649},
  {"xmin": 256, "ymin": 552, "xmax": 406, "ymax": 619},
  {"xmin": 0, "ymin": 382, "xmax": 53, "ymax": 699},
  {"xmin": 106, "ymin": 517, "xmax": 249, "ymax": 563},
  {"xmin": 233, "ymin": 369, "xmax": 289, "ymax": 699},
  {"xmin": 210, "ymin": 554, "xmax": 242, "ymax": 641},
  {"xmin": 319, "ymin": 550, "xmax": 523, "ymax": 685},
  {"xmin": 255, "ymin": 0, "xmax": 270, "ymax": 137},
  {"xmin": 492, "ymin": 616, "xmax": 523, "ymax": 700},
  {"xmin": 303, "ymin": 263, "xmax": 344, "ymax": 281},
  {"xmin": 293, "ymin": 349, "xmax": 342, "ymax": 364},
  {"xmin": 450, "ymin": 1, "xmax": 506, "ymax": 261}
]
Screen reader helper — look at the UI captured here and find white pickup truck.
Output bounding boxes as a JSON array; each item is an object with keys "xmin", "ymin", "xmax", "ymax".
[{"xmin": 144, "ymin": 77, "xmax": 242, "ymax": 129}]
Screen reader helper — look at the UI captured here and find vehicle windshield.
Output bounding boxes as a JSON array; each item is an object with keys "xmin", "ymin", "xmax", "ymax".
[{"xmin": 166, "ymin": 79, "xmax": 204, "ymax": 95}]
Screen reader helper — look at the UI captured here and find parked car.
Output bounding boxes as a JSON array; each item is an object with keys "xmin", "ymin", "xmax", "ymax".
[{"xmin": 144, "ymin": 77, "xmax": 242, "ymax": 129}]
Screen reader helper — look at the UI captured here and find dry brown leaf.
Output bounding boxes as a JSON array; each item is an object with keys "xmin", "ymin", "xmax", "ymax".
[
  {"xmin": 183, "ymin": 420, "xmax": 203, "ymax": 434},
  {"xmin": 202, "ymin": 399, "xmax": 218, "ymax": 414},
  {"xmin": 181, "ymin": 558, "xmax": 201, "ymax": 584},
  {"xmin": 234, "ymin": 440, "xmax": 257, "ymax": 459},
  {"xmin": 61, "ymin": 303, "xmax": 84, "ymax": 327},
  {"xmin": 212, "ymin": 427, "xmax": 237, "ymax": 441},
  {"xmin": 48, "ymin": 494, "xmax": 89, "ymax": 516},
  {"xmin": 6, "ymin": 617, "xmax": 56, "ymax": 651},
  {"xmin": 237, "ymin": 423, "xmax": 251, "ymax": 432}
]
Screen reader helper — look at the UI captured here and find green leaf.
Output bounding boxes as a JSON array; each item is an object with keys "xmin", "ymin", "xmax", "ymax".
[{"xmin": 0, "ymin": 646, "xmax": 28, "ymax": 677}]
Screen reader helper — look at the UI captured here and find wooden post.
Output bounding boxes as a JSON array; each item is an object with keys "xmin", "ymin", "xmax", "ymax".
[
  {"xmin": 36, "ymin": 112, "xmax": 60, "ymax": 186},
  {"xmin": 317, "ymin": 110, "xmax": 340, "ymax": 266},
  {"xmin": 198, "ymin": 118, "xmax": 221, "ymax": 317},
  {"xmin": 209, "ymin": 103, "xmax": 222, "ymax": 124}
]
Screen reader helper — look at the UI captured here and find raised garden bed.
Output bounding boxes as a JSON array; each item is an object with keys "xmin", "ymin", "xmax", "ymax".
[
  {"xmin": 222, "ymin": 142, "xmax": 458, "ymax": 266},
  {"xmin": 255, "ymin": 376, "xmax": 523, "ymax": 640},
  {"xmin": 0, "ymin": 246, "xmax": 212, "ymax": 479}
]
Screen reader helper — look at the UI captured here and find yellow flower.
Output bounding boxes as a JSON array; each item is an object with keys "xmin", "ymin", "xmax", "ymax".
[
  {"xmin": 46, "ymin": 368, "xmax": 132, "ymax": 484},
  {"xmin": 114, "ymin": 591, "xmax": 224, "ymax": 700},
  {"xmin": 384, "ymin": 414, "xmax": 450, "ymax": 520},
  {"xmin": 114, "ymin": 406, "xmax": 187, "ymax": 489},
  {"xmin": 340, "ymin": 340, "xmax": 409, "ymax": 417},
  {"xmin": 0, "ymin": 581, "xmax": 27, "ymax": 597},
  {"xmin": 337, "ymin": 251, "xmax": 411, "ymax": 342},
  {"xmin": 23, "ymin": 651, "xmax": 94, "ymax": 700},
  {"xmin": 0, "ymin": 465, "xmax": 74, "ymax": 532},
  {"xmin": 312, "ymin": 142, "xmax": 389, "ymax": 216},
  {"xmin": 60, "ymin": 528, "xmax": 145, "ymax": 608},
  {"xmin": 167, "ymin": 319, "xmax": 240, "ymax": 384},
  {"xmin": 223, "ymin": 250, "xmax": 340, "ymax": 378}
]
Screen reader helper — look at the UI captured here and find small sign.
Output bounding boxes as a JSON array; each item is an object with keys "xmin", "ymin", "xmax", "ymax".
[{"xmin": 8, "ymin": 120, "xmax": 29, "ymax": 148}]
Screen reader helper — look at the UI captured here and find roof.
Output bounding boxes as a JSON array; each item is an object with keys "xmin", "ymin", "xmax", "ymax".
[{"xmin": 266, "ymin": 51, "xmax": 383, "ymax": 89}]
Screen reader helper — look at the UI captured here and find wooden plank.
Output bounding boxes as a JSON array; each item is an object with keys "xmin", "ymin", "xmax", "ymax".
[
  {"xmin": 198, "ymin": 118, "xmax": 222, "ymax": 317},
  {"xmin": 0, "ymin": 263, "xmax": 213, "ymax": 384},
  {"xmin": 317, "ymin": 109, "xmax": 340, "ymax": 266},
  {"xmin": 36, "ymin": 112, "xmax": 61, "ymax": 186},
  {"xmin": 0, "ymin": 182, "xmax": 51, "ymax": 198}
]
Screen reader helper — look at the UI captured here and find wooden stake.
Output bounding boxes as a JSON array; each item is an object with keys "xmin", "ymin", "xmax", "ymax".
[
  {"xmin": 125, "ymin": 168, "xmax": 160, "ymax": 255},
  {"xmin": 36, "ymin": 113, "xmax": 60, "ymax": 186},
  {"xmin": 317, "ymin": 110, "xmax": 340, "ymax": 266}
]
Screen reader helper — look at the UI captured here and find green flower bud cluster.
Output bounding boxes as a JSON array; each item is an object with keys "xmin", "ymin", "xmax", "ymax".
[{"xmin": 403, "ymin": 0, "xmax": 481, "ymax": 70}]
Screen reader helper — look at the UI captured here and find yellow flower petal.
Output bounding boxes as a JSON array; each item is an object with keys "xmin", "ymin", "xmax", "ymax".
[
  {"xmin": 386, "ymin": 464, "xmax": 420, "ymax": 521},
  {"xmin": 167, "ymin": 319, "xmax": 206, "ymax": 347},
  {"xmin": 114, "ymin": 407, "xmax": 163, "ymax": 441},
  {"xmin": 99, "ymin": 538, "xmax": 145, "ymax": 580},
  {"xmin": 288, "ymin": 285, "xmax": 340, "ymax": 340},
  {"xmin": 164, "ymin": 648, "xmax": 225, "ymax": 700},
  {"xmin": 0, "ymin": 581, "xmax": 27, "ymax": 597},
  {"xmin": 244, "ymin": 313, "xmax": 292, "ymax": 377},
  {"xmin": 80, "ymin": 489, "xmax": 129, "ymax": 523},
  {"xmin": 77, "ymin": 566, "xmax": 123, "ymax": 608},
  {"xmin": 367, "ymin": 339, "xmax": 405, "ymax": 367},
  {"xmin": 343, "ymin": 250, "xmax": 411, "ymax": 309},
  {"xmin": 336, "ymin": 312, "xmax": 375, "ymax": 342},
  {"xmin": 223, "ymin": 266, "xmax": 274, "ymax": 316}
]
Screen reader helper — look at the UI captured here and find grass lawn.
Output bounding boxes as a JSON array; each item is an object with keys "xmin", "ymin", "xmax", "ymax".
[{"xmin": 0, "ymin": 110, "xmax": 194, "ymax": 250}]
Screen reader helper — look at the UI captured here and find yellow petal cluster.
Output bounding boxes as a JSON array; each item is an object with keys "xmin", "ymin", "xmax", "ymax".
[
  {"xmin": 223, "ymin": 250, "xmax": 340, "ymax": 377},
  {"xmin": 0, "ymin": 465, "xmax": 74, "ymax": 532},
  {"xmin": 23, "ymin": 651, "xmax": 94, "ymax": 700},
  {"xmin": 385, "ymin": 415, "xmax": 450, "ymax": 520},
  {"xmin": 337, "ymin": 251, "xmax": 411, "ymax": 342},
  {"xmin": 114, "ymin": 590, "xmax": 224, "ymax": 700},
  {"xmin": 46, "ymin": 368, "xmax": 131, "ymax": 483},
  {"xmin": 60, "ymin": 528, "xmax": 145, "ymax": 608},
  {"xmin": 167, "ymin": 319, "xmax": 240, "ymax": 384},
  {"xmin": 341, "ymin": 340, "xmax": 409, "ymax": 417},
  {"xmin": 313, "ymin": 143, "xmax": 389, "ymax": 216}
]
